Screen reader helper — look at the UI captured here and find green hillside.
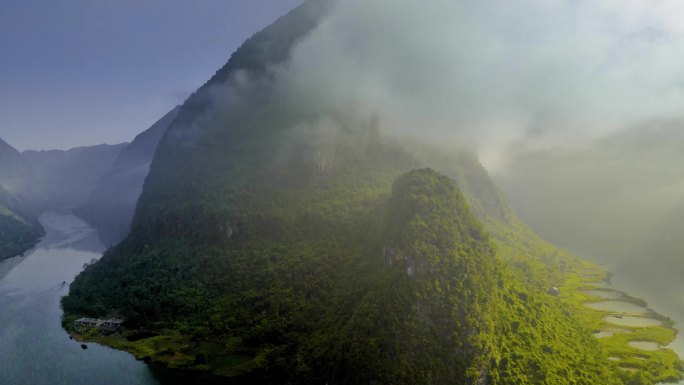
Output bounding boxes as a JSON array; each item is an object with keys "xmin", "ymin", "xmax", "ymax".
[
  {"xmin": 61, "ymin": 1, "xmax": 680, "ymax": 384},
  {"xmin": 63, "ymin": 157, "xmax": 621, "ymax": 384},
  {"xmin": 0, "ymin": 152, "xmax": 44, "ymax": 260},
  {"xmin": 0, "ymin": 188, "xmax": 42, "ymax": 260}
]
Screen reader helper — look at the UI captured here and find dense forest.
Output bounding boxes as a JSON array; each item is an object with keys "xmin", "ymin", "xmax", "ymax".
[
  {"xmin": 63, "ymin": 157, "xmax": 622, "ymax": 384},
  {"xmin": 58, "ymin": 1, "xmax": 647, "ymax": 383},
  {"xmin": 0, "ymin": 202, "xmax": 42, "ymax": 260},
  {"xmin": 54, "ymin": 0, "xmax": 681, "ymax": 385}
]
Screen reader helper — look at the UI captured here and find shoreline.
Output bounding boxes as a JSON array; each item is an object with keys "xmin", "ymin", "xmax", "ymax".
[
  {"xmin": 561, "ymin": 263, "xmax": 684, "ymax": 383},
  {"xmin": 66, "ymin": 259, "xmax": 684, "ymax": 383}
]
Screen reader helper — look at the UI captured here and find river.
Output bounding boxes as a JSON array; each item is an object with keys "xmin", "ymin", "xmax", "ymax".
[{"xmin": 0, "ymin": 212, "xmax": 159, "ymax": 385}]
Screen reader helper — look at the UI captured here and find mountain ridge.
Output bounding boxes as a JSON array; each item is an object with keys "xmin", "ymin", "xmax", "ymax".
[{"xmin": 76, "ymin": 106, "xmax": 181, "ymax": 244}]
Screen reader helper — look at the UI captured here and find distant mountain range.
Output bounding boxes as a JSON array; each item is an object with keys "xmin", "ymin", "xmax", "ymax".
[
  {"xmin": 0, "ymin": 137, "xmax": 128, "ymax": 259},
  {"xmin": 76, "ymin": 106, "xmax": 180, "ymax": 244},
  {"xmin": 23, "ymin": 143, "xmax": 127, "ymax": 210}
]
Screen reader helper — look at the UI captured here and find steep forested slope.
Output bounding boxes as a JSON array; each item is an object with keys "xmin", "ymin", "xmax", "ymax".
[
  {"xmin": 0, "ymin": 202, "xmax": 41, "ymax": 260},
  {"xmin": 77, "ymin": 107, "xmax": 180, "ymax": 244},
  {"xmin": 0, "ymin": 138, "xmax": 44, "ymax": 259},
  {"xmin": 64, "ymin": 0, "xmax": 625, "ymax": 383}
]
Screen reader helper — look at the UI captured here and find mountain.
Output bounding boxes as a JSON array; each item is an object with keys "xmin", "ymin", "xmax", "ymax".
[
  {"xmin": 23, "ymin": 143, "xmax": 127, "ymax": 210},
  {"xmin": 0, "ymin": 206, "xmax": 42, "ymax": 260},
  {"xmin": 0, "ymin": 137, "xmax": 43, "ymax": 210},
  {"xmin": 76, "ymin": 107, "xmax": 180, "ymax": 244},
  {"xmin": 62, "ymin": 1, "xmax": 635, "ymax": 383},
  {"xmin": 0, "ymin": 138, "xmax": 44, "ymax": 259}
]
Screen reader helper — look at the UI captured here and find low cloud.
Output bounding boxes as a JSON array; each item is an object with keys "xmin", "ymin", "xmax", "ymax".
[
  {"xmin": 271, "ymin": 0, "xmax": 684, "ymax": 170},
  {"xmin": 169, "ymin": 0, "xmax": 684, "ymax": 268}
]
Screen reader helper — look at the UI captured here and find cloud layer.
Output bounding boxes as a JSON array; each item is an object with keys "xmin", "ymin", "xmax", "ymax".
[{"xmin": 272, "ymin": 0, "xmax": 684, "ymax": 170}]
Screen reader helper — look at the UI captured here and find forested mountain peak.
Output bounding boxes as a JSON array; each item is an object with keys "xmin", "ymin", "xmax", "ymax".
[{"xmin": 62, "ymin": 1, "xmax": 627, "ymax": 383}]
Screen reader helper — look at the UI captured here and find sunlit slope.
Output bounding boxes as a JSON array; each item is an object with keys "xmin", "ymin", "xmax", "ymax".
[
  {"xmin": 64, "ymin": 161, "xmax": 620, "ymax": 384},
  {"xmin": 0, "ymin": 137, "xmax": 36, "ymax": 200}
]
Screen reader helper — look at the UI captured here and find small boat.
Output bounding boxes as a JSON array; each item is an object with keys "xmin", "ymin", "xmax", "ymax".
[{"xmin": 80, "ymin": 344, "xmax": 88, "ymax": 350}]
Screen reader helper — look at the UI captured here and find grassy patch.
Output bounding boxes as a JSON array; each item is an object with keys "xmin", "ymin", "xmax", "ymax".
[{"xmin": 561, "ymin": 265, "xmax": 684, "ymax": 384}]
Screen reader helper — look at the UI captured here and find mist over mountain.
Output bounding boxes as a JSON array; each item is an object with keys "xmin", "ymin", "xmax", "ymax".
[
  {"xmin": 0, "ymin": 137, "xmax": 43, "ymax": 210},
  {"xmin": 0, "ymin": 0, "xmax": 679, "ymax": 383},
  {"xmin": 0, "ymin": 136, "xmax": 126, "ymax": 259},
  {"xmin": 61, "ymin": 1, "xmax": 650, "ymax": 383},
  {"xmin": 493, "ymin": 120, "xmax": 684, "ymax": 327},
  {"xmin": 23, "ymin": 143, "xmax": 127, "ymax": 209},
  {"xmin": 77, "ymin": 106, "xmax": 180, "ymax": 244},
  {"xmin": 496, "ymin": 121, "xmax": 684, "ymax": 262}
]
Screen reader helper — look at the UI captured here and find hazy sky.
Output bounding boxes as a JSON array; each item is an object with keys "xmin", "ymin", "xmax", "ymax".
[{"xmin": 0, "ymin": 0, "xmax": 302, "ymax": 151}]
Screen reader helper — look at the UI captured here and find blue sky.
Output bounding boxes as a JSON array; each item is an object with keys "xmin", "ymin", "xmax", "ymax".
[{"xmin": 0, "ymin": 0, "xmax": 302, "ymax": 151}]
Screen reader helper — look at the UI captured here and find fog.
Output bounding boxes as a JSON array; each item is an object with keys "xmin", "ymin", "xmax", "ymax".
[
  {"xmin": 267, "ymin": 1, "xmax": 684, "ymax": 365},
  {"xmin": 252, "ymin": 0, "xmax": 684, "ymax": 271},
  {"xmin": 175, "ymin": 0, "xmax": 684, "ymax": 276},
  {"xmin": 154, "ymin": 0, "xmax": 684, "ymax": 326},
  {"xmin": 496, "ymin": 121, "xmax": 684, "ymax": 270},
  {"xmin": 271, "ymin": 0, "xmax": 684, "ymax": 168}
]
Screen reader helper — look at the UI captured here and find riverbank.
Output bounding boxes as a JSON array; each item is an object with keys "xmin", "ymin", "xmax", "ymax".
[
  {"xmin": 65, "ymin": 258, "xmax": 684, "ymax": 384},
  {"xmin": 0, "ymin": 212, "xmax": 159, "ymax": 385},
  {"xmin": 561, "ymin": 262, "xmax": 684, "ymax": 384},
  {"xmin": 65, "ymin": 324, "xmax": 256, "ymax": 378}
]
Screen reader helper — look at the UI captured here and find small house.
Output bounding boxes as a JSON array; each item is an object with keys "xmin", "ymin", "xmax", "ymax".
[
  {"xmin": 74, "ymin": 317, "xmax": 124, "ymax": 331},
  {"xmin": 74, "ymin": 318, "xmax": 101, "ymax": 328},
  {"xmin": 99, "ymin": 319, "xmax": 124, "ymax": 331}
]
